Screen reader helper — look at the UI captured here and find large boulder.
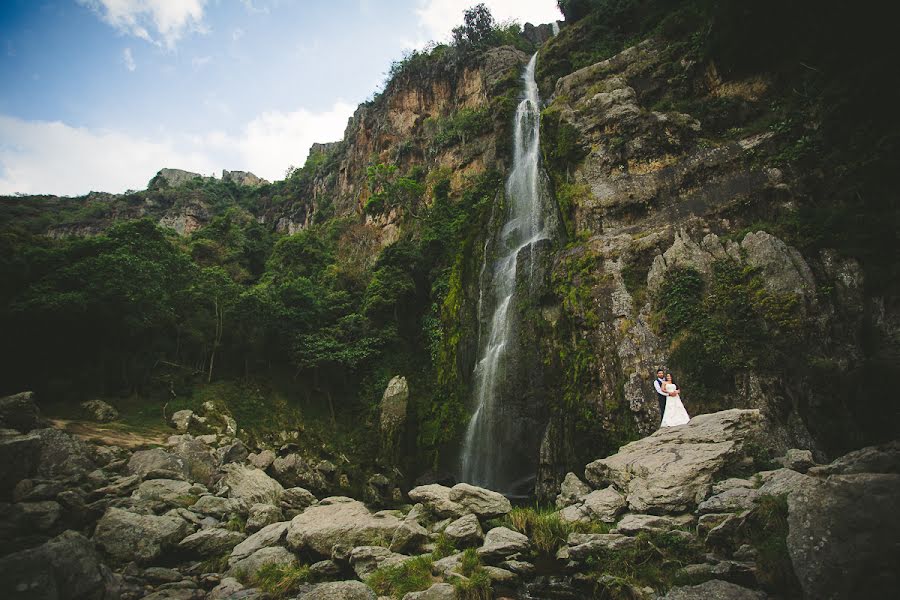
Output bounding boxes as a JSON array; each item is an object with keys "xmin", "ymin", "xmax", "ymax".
[
  {"xmin": 191, "ymin": 495, "xmax": 247, "ymax": 518},
  {"xmin": 270, "ymin": 454, "xmax": 326, "ymax": 492},
  {"xmin": 127, "ymin": 448, "xmax": 187, "ymax": 481},
  {"xmin": 285, "ymin": 497, "xmax": 401, "ymax": 556},
  {"xmin": 556, "ymin": 472, "xmax": 592, "ymax": 508},
  {"xmin": 380, "ymin": 375, "xmax": 409, "ymax": 436},
  {"xmin": 178, "ymin": 528, "xmax": 247, "ymax": 557},
  {"xmin": 662, "ymin": 580, "xmax": 766, "ymax": 599},
  {"xmin": 0, "ymin": 391, "xmax": 42, "ymax": 432},
  {"xmin": 449, "ymin": 483, "xmax": 511, "ymax": 518},
  {"xmin": 169, "ymin": 437, "xmax": 218, "ymax": 486},
  {"xmin": 443, "ymin": 513, "xmax": 484, "ymax": 547},
  {"xmin": 79, "ymin": 400, "xmax": 118, "ymax": 423},
  {"xmin": 0, "ymin": 530, "xmax": 105, "ymax": 600},
  {"xmin": 229, "ymin": 521, "xmax": 290, "ymax": 564},
  {"xmin": 477, "ymin": 526, "xmax": 530, "ymax": 562},
  {"xmin": 132, "ymin": 478, "xmax": 201, "ymax": 505},
  {"xmin": 348, "ymin": 545, "xmax": 409, "ymax": 579},
  {"xmin": 407, "ymin": 484, "xmax": 466, "ymax": 518},
  {"xmin": 585, "ymin": 409, "xmax": 762, "ymax": 513},
  {"xmin": 218, "ymin": 463, "xmax": 284, "ymax": 505},
  {"xmin": 297, "ymin": 581, "xmax": 376, "ymax": 600},
  {"xmin": 0, "ymin": 431, "xmax": 41, "ymax": 497},
  {"xmin": 93, "ymin": 507, "xmax": 193, "ymax": 564},
  {"xmin": 228, "ymin": 546, "xmax": 298, "ymax": 579},
  {"xmin": 582, "ymin": 486, "xmax": 626, "ymax": 522},
  {"xmin": 32, "ymin": 428, "xmax": 96, "ymax": 479},
  {"xmin": 787, "ymin": 470, "xmax": 900, "ymax": 599}
]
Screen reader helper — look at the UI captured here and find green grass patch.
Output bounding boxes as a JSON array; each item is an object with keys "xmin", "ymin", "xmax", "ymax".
[
  {"xmin": 367, "ymin": 555, "xmax": 434, "ymax": 599},
  {"xmin": 736, "ymin": 494, "xmax": 801, "ymax": 596},
  {"xmin": 453, "ymin": 549, "xmax": 492, "ymax": 600},
  {"xmin": 497, "ymin": 505, "xmax": 612, "ymax": 556},
  {"xmin": 431, "ymin": 532, "xmax": 457, "ymax": 559},
  {"xmin": 198, "ymin": 552, "xmax": 230, "ymax": 574},
  {"xmin": 249, "ymin": 563, "xmax": 311, "ymax": 599},
  {"xmin": 224, "ymin": 514, "xmax": 246, "ymax": 533}
]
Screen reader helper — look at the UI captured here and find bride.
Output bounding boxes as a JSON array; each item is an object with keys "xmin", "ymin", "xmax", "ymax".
[{"xmin": 660, "ymin": 373, "xmax": 690, "ymax": 427}]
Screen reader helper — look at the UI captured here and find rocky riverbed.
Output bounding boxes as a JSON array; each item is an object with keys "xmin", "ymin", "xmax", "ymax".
[{"xmin": 1, "ymin": 392, "xmax": 897, "ymax": 599}]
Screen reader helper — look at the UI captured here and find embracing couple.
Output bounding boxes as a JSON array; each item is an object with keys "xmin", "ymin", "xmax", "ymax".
[{"xmin": 654, "ymin": 368, "xmax": 690, "ymax": 427}]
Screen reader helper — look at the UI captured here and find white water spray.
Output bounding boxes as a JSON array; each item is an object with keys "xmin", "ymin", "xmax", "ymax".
[{"xmin": 460, "ymin": 53, "xmax": 553, "ymax": 491}]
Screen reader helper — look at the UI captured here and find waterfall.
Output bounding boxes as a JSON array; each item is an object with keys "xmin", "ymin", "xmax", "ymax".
[{"xmin": 460, "ymin": 53, "xmax": 554, "ymax": 493}]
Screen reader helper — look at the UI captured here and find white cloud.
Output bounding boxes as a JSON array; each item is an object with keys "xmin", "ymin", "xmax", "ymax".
[
  {"xmin": 0, "ymin": 101, "xmax": 356, "ymax": 196},
  {"xmin": 77, "ymin": 0, "xmax": 208, "ymax": 49},
  {"xmin": 231, "ymin": 27, "xmax": 245, "ymax": 42},
  {"xmin": 122, "ymin": 47, "xmax": 136, "ymax": 71},
  {"xmin": 191, "ymin": 55, "xmax": 212, "ymax": 69},
  {"xmin": 415, "ymin": 0, "xmax": 561, "ymax": 42}
]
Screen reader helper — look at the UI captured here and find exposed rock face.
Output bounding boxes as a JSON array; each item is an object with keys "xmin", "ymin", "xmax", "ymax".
[
  {"xmin": 149, "ymin": 168, "xmax": 205, "ymax": 189},
  {"xmin": 297, "ymin": 581, "xmax": 376, "ymax": 600},
  {"xmin": 0, "ymin": 430, "xmax": 42, "ymax": 497},
  {"xmin": 221, "ymin": 170, "xmax": 268, "ymax": 186},
  {"xmin": 0, "ymin": 530, "xmax": 105, "ymax": 600},
  {"xmin": 228, "ymin": 521, "xmax": 290, "ymax": 564},
  {"xmin": 270, "ymin": 453, "xmax": 326, "ymax": 492},
  {"xmin": 128, "ymin": 448, "xmax": 187, "ymax": 481},
  {"xmin": 285, "ymin": 497, "xmax": 401, "ymax": 556},
  {"xmin": 585, "ymin": 409, "xmax": 762, "ymax": 513},
  {"xmin": 93, "ymin": 507, "xmax": 193, "ymax": 564},
  {"xmin": 662, "ymin": 580, "xmax": 766, "ymax": 599}
]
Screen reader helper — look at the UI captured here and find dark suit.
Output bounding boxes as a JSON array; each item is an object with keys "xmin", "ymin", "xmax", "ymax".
[{"xmin": 655, "ymin": 378, "xmax": 667, "ymax": 424}]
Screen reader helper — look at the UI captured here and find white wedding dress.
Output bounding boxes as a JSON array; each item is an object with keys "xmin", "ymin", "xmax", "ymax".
[{"xmin": 660, "ymin": 383, "xmax": 690, "ymax": 427}]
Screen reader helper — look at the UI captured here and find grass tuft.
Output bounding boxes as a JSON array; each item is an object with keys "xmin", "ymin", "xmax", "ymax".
[
  {"xmin": 367, "ymin": 555, "xmax": 434, "ymax": 599},
  {"xmin": 249, "ymin": 563, "xmax": 311, "ymax": 599},
  {"xmin": 499, "ymin": 504, "xmax": 611, "ymax": 555}
]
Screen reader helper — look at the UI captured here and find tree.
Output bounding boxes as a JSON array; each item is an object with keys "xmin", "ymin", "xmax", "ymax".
[{"xmin": 452, "ymin": 3, "xmax": 497, "ymax": 50}]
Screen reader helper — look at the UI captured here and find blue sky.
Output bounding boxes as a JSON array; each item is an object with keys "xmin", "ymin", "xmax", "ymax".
[{"xmin": 0, "ymin": 0, "xmax": 561, "ymax": 196}]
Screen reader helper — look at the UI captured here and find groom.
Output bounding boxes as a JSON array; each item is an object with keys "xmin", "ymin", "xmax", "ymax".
[{"xmin": 653, "ymin": 368, "xmax": 667, "ymax": 425}]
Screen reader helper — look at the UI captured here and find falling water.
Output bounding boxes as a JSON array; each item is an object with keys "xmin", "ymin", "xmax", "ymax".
[{"xmin": 460, "ymin": 53, "xmax": 554, "ymax": 492}]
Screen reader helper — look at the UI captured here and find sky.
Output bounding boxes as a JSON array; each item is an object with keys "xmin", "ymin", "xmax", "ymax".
[{"xmin": 0, "ymin": 0, "xmax": 562, "ymax": 196}]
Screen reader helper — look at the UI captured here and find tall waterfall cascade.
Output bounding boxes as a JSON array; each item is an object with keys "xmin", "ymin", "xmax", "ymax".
[{"xmin": 460, "ymin": 52, "xmax": 557, "ymax": 493}]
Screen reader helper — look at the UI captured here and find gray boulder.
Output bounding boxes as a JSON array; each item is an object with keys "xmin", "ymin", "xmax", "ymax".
[
  {"xmin": 565, "ymin": 533, "xmax": 636, "ymax": 561},
  {"xmin": 246, "ymin": 503, "xmax": 283, "ymax": 533},
  {"xmin": 614, "ymin": 513, "xmax": 690, "ymax": 535},
  {"xmin": 449, "ymin": 483, "xmax": 511, "ymax": 518},
  {"xmin": 407, "ymin": 484, "xmax": 466, "ymax": 518},
  {"xmin": 228, "ymin": 546, "xmax": 298, "ymax": 579},
  {"xmin": 477, "ymin": 526, "xmax": 529, "ymax": 562},
  {"xmin": 270, "ymin": 454, "xmax": 326, "ymax": 492},
  {"xmin": 79, "ymin": 400, "xmax": 118, "ymax": 423},
  {"xmin": 132, "ymin": 478, "xmax": 201, "ymax": 505},
  {"xmin": 780, "ymin": 448, "xmax": 815, "ymax": 472},
  {"xmin": 556, "ymin": 472, "xmax": 592, "ymax": 508},
  {"xmin": 218, "ymin": 463, "xmax": 283, "ymax": 505},
  {"xmin": 209, "ymin": 577, "xmax": 244, "ymax": 599},
  {"xmin": 380, "ymin": 375, "xmax": 409, "ymax": 436},
  {"xmin": 297, "ymin": 581, "xmax": 376, "ymax": 600},
  {"xmin": 697, "ymin": 488, "xmax": 760, "ymax": 515},
  {"xmin": 389, "ymin": 518, "xmax": 429, "ymax": 553},
  {"xmin": 662, "ymin": 579, "xmax": 765, "ymax": 599},
  {"xmin": 128, "ymin": 448, "xmax": 187, "ymax": 481},
  {"xmin": 229, "ymin": 521, "xmax": 290, "ymax": 564},
  {"xmin": 807, "ymin": 439, "xmax": 900, "ymax": 477},
  {"xmin": 248, "ymin": 450, "xmax": 276, "ymax": 470},
  {"xmin": 93, "ymin": 507, "xmax": 192, "ymax": 564},
  {"xmin": 32, "ymin": 428, "xmax": 96, "ymax": 479},
  {"xmin": 0, "ymin": 391, "xmax": 41, "ymax": 432},
  {"xmin": 787, "ymin": 471, "xmax": 900, "ymax": 599},
  {"xmin": 582, "ymin": 486, "xmax": 626, "ymax": 522},
  {"xmin": 285, "ymin": 497, "xmax": 401, "ymax": 556},
  {"xmin": 170, "ymin": 437, "xmax": 218, "ymax": 486},
  {"xmin": 348, "ymin": 545, "xmax": 409, "ymax": 578},
  {"xmin": 585, "ymin": 409, "xmax": 762, "ymax": 513},
  {"xmin": 0, "ymin": 530, "xmax": 105, "ymax": 600},
  {"xmin": 281, "ymin": 486, "xmax": 318, "ymax": 518},
  {"xmin": 402, "ymin": 582, "xmax": 456, "ymax": 600},
  {"xmin": 178, "ymin": 528, "xmax": 246, "ymax": 557},
  {"xmin": 443, "ymin": 513, "xmax": 483, "ymax": 547},
  {"xmin": 191, "ymin": 495, "xmax": 247, "ymax": 518},
  {"xmin": 0, "ymin": 431, "xmax": 41, "ymax": 495}
]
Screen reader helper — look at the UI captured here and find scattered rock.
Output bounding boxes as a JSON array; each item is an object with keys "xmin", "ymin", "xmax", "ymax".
[
  {"xmin": 443, "ymin": 513, "xmax": 483, "ymax": 547},
  {"xmin": 697, "ymin": 488, "xmax": 759, "ymax": 515},
  {"xmin": 556, "ymin": 472, "xmax": 592, "ymax": 508},
  {"xmin": 178, "ymin": 528, "xmax": 247, "ymax": 557},
  {"xmin": 218, "ymin": 464, "xmax": 284, "ymax": 505},
  {"xmin": 477, "ymin": 526, "xmax": 529, "ymax": 562},
  {"xmin": 79, "ymin": 400, "xmax": 119, "ymax": 423},
  {"xmin": 380, "ymin": 375, "xmax": 409, "ymax": 436},
  {"xmin": 297, "ymin": 581, "xmax": 377, "ymax": 600},
  {"xmin": 229, "ymin": 521, "xmax": 290, "ymax": 564},
  {"xmin": 285, "ymin": 497, "xmax": 401, "ymax": 556},
  {"xmin": 348, "ymin": 545, "xmax": 409, "ymax": 579},
  {"xmin": 779, "ymin": 448, "xmax": 815, "ymax": 473},
  {"xmin": 0, "ymin": 530, "xmax": 105, "ymax": 600},
  {"xmin": 228, "ymin": 546, "xmax": 298, "ymax": 578},
  {"xmin": 0, "ymin": 391, "xmax": 41, "ymax": 432},
  {"xmin": 449, "ymin": 483, "xmax": 511, "ymax": 518},
  {"xmin": 407, "ymin": 484, "xmax": 466, "ymax": 518},
  {"xmin": 662, "ymin": 579, "xmax": 765, "ymax": 599},
  {"xmin": 565, "ymin": 533, "xmax": 637, "ymax": 560},
  {"xmin": 271, "ymin": 454, "xmax": 326, "ymax": 492},
  {"xmin": 128, "ymin": 448, "xmax": 187, "ymax": 481},
  {"xmin": 94, "ymin": 507, "xmax": 193, "ymax": 564},
  {"xmin": 246, "ymin": 503, "xmax": 283, "ymax": 533},
  {"xmin": 614, "ymin": 513, "xmax": 689, "ymax": 535},
  {"xmin": 390, "ymin": 518, "xmax": 429, "ymax": 553},
  {"xmin": 402, "ymin": 582, "xmax": 456, "ymax": 600},
  {"xmin": 582, "ymin": 486, "xmax": 626, "ymax": 522}
]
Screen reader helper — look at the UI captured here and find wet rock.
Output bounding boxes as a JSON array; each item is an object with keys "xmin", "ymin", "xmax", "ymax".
[
  {"xmin": 449, "ymin": 483, "xmax": 511, "ymax": 518},
  {"xmin": 79, "ymin": 400, "xmax": 119, "ymax": 423},
  {"xmin": 93, "ymin": 507, "xmax": 193, "ymax": 564},
  {"xmin": 285, "ymin": 497, "xmax": 401, "ymax": 556}
]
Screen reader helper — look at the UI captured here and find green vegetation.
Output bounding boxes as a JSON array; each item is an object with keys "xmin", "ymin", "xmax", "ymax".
[
  {"xmin": 453, "ymin": 548, "xmax": 493, "ymax": 600},
  {"xmin": 431, "ymin": 532, "xmax": 457, "ymax": 559},
  {"xmin": 654, "ymin": 261, "xmax": 803, "ymax": 408},
  {"xmin": 247, "ymin": 563, "xmax": 312, "ymax": 599},
  {"xmin": 500, "ymin": 504, "xmax": 611, "ymax": 555},
  {"xmin": 367, "ymin": 555, "xmax": 434, "ymax": 599},
  {"xmin": 585, "ymin": 530, "xmax": 703, "ymax": 596},
  {"xmin": 736, "ymin": 494, "xmax": 801, "ymax": 596}
]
